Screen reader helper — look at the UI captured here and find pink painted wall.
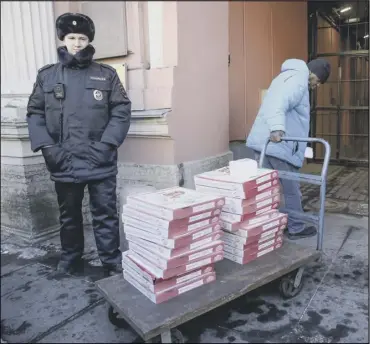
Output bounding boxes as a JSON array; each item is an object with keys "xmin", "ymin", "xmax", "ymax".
[
  {"xmin": 229, "ymin": 1, "xmax": 308, "ymax": 141},
  {"xmin": 117, "ymin": 138, "xmax": 175, "ymax": 164},
  {"xmin": 168, "ymin": 1, "xmax": 230, "ymax": 163},
  {"xmin": 228, "ymin": 2, "xmax": 246, "ymax": 142}
]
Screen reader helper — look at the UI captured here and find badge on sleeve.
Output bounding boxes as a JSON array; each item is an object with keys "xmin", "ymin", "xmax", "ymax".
[
  {"xmin": 118, "ymin": 82, "xmax": 128, "ymax": 100},
  {"xmin": 93, "ymin": 90, "xmax": 103, "ymax": 101}
]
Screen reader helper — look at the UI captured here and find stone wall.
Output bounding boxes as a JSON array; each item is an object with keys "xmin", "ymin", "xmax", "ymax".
[{"xmin": 1, "ymin": 1, "xmax": 233, "ymax": 245}]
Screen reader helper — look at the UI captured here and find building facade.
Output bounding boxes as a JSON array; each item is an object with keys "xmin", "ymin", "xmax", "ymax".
[{"xmin": 1, "ymin": 1, "xmax": 307, "ymax": 243}]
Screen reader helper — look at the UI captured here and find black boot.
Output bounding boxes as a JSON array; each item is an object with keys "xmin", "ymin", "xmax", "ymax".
[
  {"xmin": 56, "ymin": 259, "xmax": 84, "ymax": 275},
  {"xmin": 103, "ymin": 264, "xmax": 123, "ymax": 278},
  {"xmin": 286, "ymin": 226, "xmax": 317, "ymax": 240}
]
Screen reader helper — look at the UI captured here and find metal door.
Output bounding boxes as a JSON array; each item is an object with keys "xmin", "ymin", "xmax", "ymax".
[{"xmin": 308, "ymin": 1, "xmax": 369, "ymax": 166}]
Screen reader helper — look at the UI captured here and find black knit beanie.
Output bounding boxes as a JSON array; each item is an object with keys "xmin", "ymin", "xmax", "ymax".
[{"xmin": 307, "ymin": 58, "xmax": 331, "ymax": 84}]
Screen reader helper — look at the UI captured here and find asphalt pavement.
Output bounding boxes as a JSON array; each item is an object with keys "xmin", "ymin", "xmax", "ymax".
[{"xmin": 1, "ymin": 212, "xmax": 368, "ymax": 343}]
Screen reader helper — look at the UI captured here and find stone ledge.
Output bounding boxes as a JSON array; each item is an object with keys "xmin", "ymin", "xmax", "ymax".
[
  {"xmin": 1, "ymin": 103, "xmax": 171, "ymax": 139},
  {"xmin": 117, "ymin": 162, "xmax": 180, "ymax": 189},
  {"xmin": 181, "ymin": 151, "xmax": 233, "ymax": 189},
  {"xmin": 1, "ymin": 117, "xmax": 170, "ymax": 140},
  {"xmin": 116, "ymin": 150, "xmax": 233, "ymax": 190}
]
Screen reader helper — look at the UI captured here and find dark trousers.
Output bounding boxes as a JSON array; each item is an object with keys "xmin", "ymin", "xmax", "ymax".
[
  {"xmin": 254, "ymin": 152, "xmax": 305, "ymax": 234},
  {"xmin": 54, "ymin": 176, "xmax": 121, "ymax": 267}
]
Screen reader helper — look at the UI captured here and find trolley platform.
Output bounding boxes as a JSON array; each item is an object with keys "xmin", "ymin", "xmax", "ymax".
[
  {"xmin": 96, "ymin": 137, "xmax": 330, "ymax": 343},
  {"xmin": 96, "ymin": 242, "xmax": 320, "ymax": 343}
]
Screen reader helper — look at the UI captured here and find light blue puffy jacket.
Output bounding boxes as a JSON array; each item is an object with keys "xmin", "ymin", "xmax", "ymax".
[{"xmin": 246, "ymin": 59, "xmax": 310, "ymax": 168}]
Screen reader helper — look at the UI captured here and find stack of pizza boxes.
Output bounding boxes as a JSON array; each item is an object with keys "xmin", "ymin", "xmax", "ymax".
[
  {"xmin": 121, "ymin": 187, "xmax": 225, "ymax": 303},
  {"xmin": 194, "ymin": 159, "xmax": 288, "ymax": 265}
]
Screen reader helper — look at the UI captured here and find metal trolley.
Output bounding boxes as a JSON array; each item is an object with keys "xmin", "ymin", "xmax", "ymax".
[
  {"xmin": 259, "ymin": 136, "xmax": 331, "ymax": 252},
  {"xmin": 96, "ymin": 137, "xmax": 331, "ymax": 343}
]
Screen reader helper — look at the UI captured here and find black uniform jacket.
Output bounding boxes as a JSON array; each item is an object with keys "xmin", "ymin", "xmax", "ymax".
[{"xmin": 27, "ymin": 45, "xmax": 131, "ymax": 183}]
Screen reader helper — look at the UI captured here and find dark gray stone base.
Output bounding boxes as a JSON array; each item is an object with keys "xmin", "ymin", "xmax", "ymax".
[
  {"xmin": 1, "ymin": 163, "xmax": 60, "ymax": 244},
  {"xmin": 117, "ymin": 150, "xmax": 233, "ymax": 190},
  {"xmin": 1, "ymin": 151, "xmax": 232, "ymax": 245}
]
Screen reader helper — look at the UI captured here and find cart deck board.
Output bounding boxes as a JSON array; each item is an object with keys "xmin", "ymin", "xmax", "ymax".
[{"xmin": 95, "ymin": 242, "xmax": 320, "ymax": 341}]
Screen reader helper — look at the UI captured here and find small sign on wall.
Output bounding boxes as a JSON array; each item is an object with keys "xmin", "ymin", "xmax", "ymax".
[{"xmin": 109, "ymin": 63, "xmax": 128, "ymax": 89}]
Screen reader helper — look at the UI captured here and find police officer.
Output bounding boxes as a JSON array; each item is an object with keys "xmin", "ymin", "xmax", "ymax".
[{"xmin": 26, "ymin": 13, "xmax": 131, "ymax": 277}]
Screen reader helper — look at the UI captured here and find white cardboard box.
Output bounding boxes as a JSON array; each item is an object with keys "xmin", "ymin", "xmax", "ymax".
[{"xmin": 126, "ymin": 187, "xmax": 225, "ymax": 220}]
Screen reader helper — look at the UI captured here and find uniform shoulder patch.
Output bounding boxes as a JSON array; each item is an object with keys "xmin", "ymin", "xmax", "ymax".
[
  {"xmin": 38, "ymin": 63, "xmax": 55, "ymax": 73},
  {"xmin": 118, "ymin": 81, "xmax": 129, "ymax": 99},
  {"xmin": 37, "ymin": 63, "xmax": 56, "ymax": 85},
  {"xmin": 99, "ymin": 63, "xmax": 116, "ymax": 73}
]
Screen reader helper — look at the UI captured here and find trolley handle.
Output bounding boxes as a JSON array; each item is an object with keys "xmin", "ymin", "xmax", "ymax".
[{"xmin": 258, "ymin": 136, "xmax": 331, "ymax": 179}]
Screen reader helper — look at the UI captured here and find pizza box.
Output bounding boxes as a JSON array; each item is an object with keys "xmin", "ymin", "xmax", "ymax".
[
  {"xmin": 123, "ymin": 220, "xmax": 222, "ymax": 244},
  {"xmin": 126, "ymin": 231, "xmax": 223, "ymax": 258},
  {"xmin": 126, "ymin": 187, "xmax": 225, "ymax": 220},
  {"xmin": 222, "ymin": 186, "xmax": 280, "ymax": 214},
  {"xmin": 223, "ymin": 235, "xmax": 283, "ymax": 257},
  {"xmin": 122, "ymin": 204, "xmax": 221, "ymax": 233},
  {"xmin": 222, "ymin": 227, "xmax": 284, "ymax": 248},
  {"xmin": 129, "ymin": 240, "xmax": 224, "ymax": 270},
  {"xmin": 220, "ymin": 201, "xmax": 280, "ymax": 226},
  {"xmin": 195, "ymin": 178, "xmax": 280, "ymax": 199},
  {"xmin": 224, "ymin": 241, "xmax": 283, "ymax": 265},
  {"xmin": 234, "ymin": 212, "xmax": 288, "ymax": 238},
  {"xmin": 125, "ymin": 225, "xmax": 222, "ymax": 250},
  {"xmin": 124, "ymin": 269, "xmax": 216, "ymax": 304},
  {"xmin": 127, "ymin": 249, "xmax": 224, "ymax": 280},
  {"xmin": 225, "ymin": 212, "xmax": 288, "ymax": 239},
  {"xmin": 223, "ymin": 194, "xmax": 281, "ymax": 216},
  {"xmin": 122, "ymin": 252, "xmax": 214, "ymax": 293},
  {"xmin": 122, "ymin": 252, "xmax": 214, "ymax": 291},
  {"xmin": 194, "ymin": 167, "xmax": 279, "ymax": 193}
]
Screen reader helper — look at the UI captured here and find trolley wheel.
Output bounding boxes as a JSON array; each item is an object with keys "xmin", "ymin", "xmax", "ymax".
[
  {"xmin": 279, "ymin": 268, "xmax": 305, "ymax": 299},
  {"xmin": 168, "ymin": 329, "xmax": 184, "ymax": 343},
  {"xmin": 314, "ymin": 254, "xmax": 323, "ymax": 263},
  {"xmin": 108, "ymin": 305, "xmax": 131, "ymax": 329},
  {"xmin": 133, "ymin": 336, "xmax": 161, "ymax": 343}
]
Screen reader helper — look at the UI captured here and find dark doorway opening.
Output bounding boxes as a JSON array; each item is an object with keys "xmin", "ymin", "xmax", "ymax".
[{"xmin": 308, "ymin": 1, "xmax": 369, "ymax": 166}]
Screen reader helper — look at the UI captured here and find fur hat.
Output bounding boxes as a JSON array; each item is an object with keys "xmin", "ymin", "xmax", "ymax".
[
  {"xmin": 307, "ymin": 58, "xmax": 331, "ymax": 84},
  {"xmin": 56, "ymin": 13, "xmax": 95, "ymax": 42}
]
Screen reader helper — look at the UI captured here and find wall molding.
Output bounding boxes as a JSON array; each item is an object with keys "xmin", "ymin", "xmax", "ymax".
[
  {"xmin": 1, "ymin": 98, "xmax": 171, "ymax": 140},
  {"xmin": 1, "ymin": 116, "xmax": 170, "ymax": 140},
  {"xmin": 0, "ymin": 122, "xmax": 170, "ymax": 140}
]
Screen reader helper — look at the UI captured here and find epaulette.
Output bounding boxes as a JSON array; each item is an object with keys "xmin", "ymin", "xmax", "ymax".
[
  {"xmin": 38, "ymin": 64, "xmax": 55, "ymax": 73},
  {"xmin": 99, "ymin": 63, "xmax": 117, "ymax": 73}
]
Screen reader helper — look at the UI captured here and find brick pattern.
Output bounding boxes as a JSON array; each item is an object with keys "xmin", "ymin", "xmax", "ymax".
[{"xmin": 300, "ymin": 167, "xmax": 369, "ymax": 216}]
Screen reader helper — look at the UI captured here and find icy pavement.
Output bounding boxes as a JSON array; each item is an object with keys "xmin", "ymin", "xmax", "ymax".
[{"xmin": 1, "ymin": 213, "xmax": 368, "ymax": 343}]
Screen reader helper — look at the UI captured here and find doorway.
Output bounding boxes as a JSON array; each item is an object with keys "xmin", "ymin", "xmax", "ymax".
[
  {"xmin": 308, "ymin": 1, "xmax": 369, "ymax": 166},
  {"xmin": 228, "ymin": 1, "xmax": 308, "ymax": 143}
]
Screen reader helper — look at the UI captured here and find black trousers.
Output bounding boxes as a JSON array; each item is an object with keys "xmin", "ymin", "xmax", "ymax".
[{"xmin": 54, "ymin": 176, "xmax": 121, "ymax": 267}]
